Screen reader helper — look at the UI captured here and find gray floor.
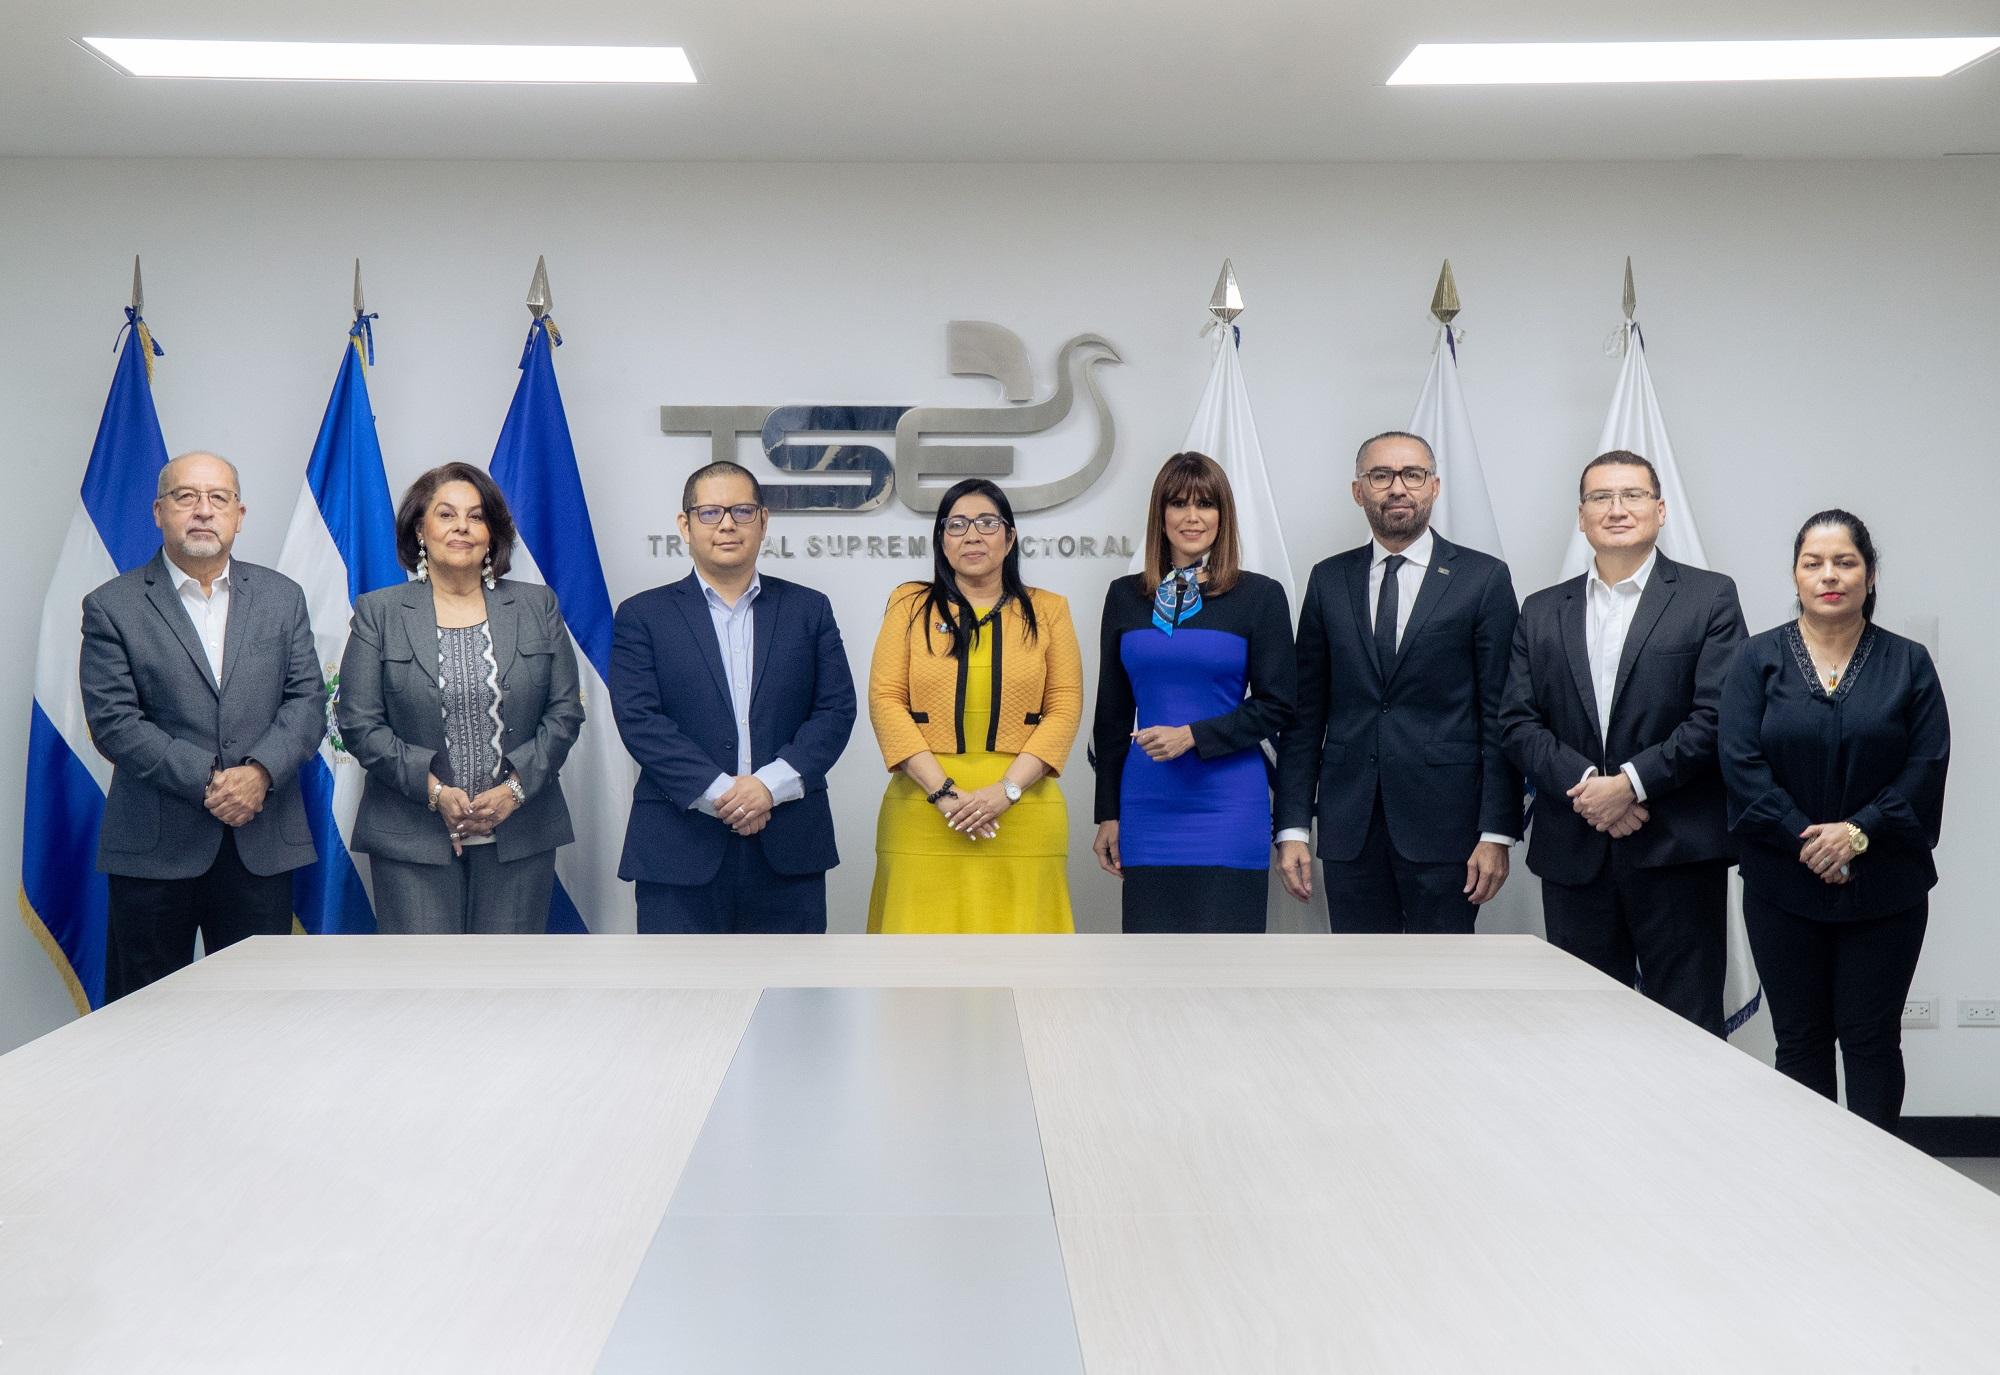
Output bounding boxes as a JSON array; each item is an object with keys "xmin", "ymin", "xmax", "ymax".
[{"xmin": 1942, "ymin": 1158, "xmax": 2000, "ymax": 1194}]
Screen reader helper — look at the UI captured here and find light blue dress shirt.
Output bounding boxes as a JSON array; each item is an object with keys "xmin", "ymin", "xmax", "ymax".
[{"xmin": 692, "ymin": 569, "xmax": 805, "ymax": 815}]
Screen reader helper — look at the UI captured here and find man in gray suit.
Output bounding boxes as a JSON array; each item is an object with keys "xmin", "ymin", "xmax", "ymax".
[{"xmin": 80, "ymin": 450, "xmax": 325, "ymax": 1000}]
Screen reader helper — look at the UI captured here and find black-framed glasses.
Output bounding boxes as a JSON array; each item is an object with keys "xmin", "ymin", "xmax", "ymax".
[
  {"xmin": 1581, "ymin": 488, "xmax": 1659, "ymax": 510},
  {"xmin": 1360, "ymin": 467, "xmax": 1435, "ymax": 492},
  {"xmin": 942, "ymin": 514, "xmax": 1008, "ymax": 537},
  {"xmin": 686, "ymin": 503, "xmax": 764, "ymax": 525},
  {"xmin": 163, "ymin": 487, "xmax": 239, "ymax": 511}
]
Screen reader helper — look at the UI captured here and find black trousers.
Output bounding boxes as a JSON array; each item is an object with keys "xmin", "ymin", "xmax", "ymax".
[
  {"xmin": 105, "ymin": 830, "xmax": 293, "ymax": 1002},
  {"xmin": 1323, "ymin": 794, "xmax": 1478, "ymax": 935},
  {"xmin": 636, "ymin": 834, "xmax": 828, "ymax": 934},
  {"xmin": 1744, "ymin": 891, "xmax": 1928, "ymax": 1132},
  {"xmin": 1541, "ymin": 854, "xmax": 1728, "ymax": 1036},
  {"xmin": 1122, "ymin": 866, "xmax": 1268, "ymax": 933}
]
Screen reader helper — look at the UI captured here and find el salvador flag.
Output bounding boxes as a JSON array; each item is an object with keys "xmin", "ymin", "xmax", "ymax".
[
  {"xmin": 21, "ymin": 308, "xmax": 169, "ymax": 1011},
  {"xmin": 276, "ymin": 317, "xmax": 403, "ymax": 933},
  {"xmin": 488, "ymin": 315, "xmax": 637, "ymax": 933}
]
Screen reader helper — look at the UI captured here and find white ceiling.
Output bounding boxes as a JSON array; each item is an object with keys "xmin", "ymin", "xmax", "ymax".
[{"xmin": 6, "ymin": 0, "xmax": 1998, "ymax": 162}]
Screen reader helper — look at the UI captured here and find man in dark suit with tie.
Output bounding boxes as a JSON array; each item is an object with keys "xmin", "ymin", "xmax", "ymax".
[
  {"xmin": 1500, "ymin": 450, "xmax": 1747, "ymax": 1033},
  {"xmin": 611, "ymin": 461, "xmax": 857, "ymax": 932},
  {"xmin": 1276, "ymin": 431, "xmax": 1522, "ymax": 933},
  {"xmin": 80, "ymin": 451, "xmax": 325, "ymax": 1000}
]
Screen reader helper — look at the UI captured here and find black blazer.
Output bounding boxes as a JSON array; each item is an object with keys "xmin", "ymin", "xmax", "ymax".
[
  {"xmin": 1276, "ymin": 534, "xmax": 1522, "ymax": 865},
  {"xmin": 610, "ymin": 573, "xmax": 857, "ymax": 886},
  {"xmin": 1720, "ymin": 623, "xmax": 1948, "ymax": 922},
  {"xmin": 1500, "ymin": 555, "xmax": 1746, "ymax": 885}
]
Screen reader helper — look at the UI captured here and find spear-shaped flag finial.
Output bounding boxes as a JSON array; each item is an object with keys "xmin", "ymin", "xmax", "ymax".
[
  {"xmin": 353, "ymin": 258, "xmax": 366, "ymax": 319},
  {"xmin": 1622, "ymin": 256, "xmax": 1637, "ymax": 321},
  {"xmin": 130, "ymin": 255, "xmax": 143, "ymax": 314},
  {"xmin": 1208, "ymin": 258, "xmax": 1244, "ymax": 325},
  {"xmin": 527, "ymin": 254, "xmax": 553, "ymax": 320},
  {"xmin": 1430, "ymin": 259, "xmax": 1461, "ymax": 325}
]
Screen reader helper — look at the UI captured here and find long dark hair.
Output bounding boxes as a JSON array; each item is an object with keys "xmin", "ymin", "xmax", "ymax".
[
  {"xmin": 1143, "ymin": 451, "xmax": 1242, "ymax": 596},
  {"xmin": 916, "ymin": 478, "xmax": 1038, "ymax": 658},
  {"xmin": 1793, "ymin": 508, "xmax": 1878, "ymax": 621}
]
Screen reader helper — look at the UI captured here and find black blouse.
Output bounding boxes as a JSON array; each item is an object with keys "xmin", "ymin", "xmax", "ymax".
[{"xmin": 1719, "ymin": 622, "xmax": 1949, "ymax": 921}]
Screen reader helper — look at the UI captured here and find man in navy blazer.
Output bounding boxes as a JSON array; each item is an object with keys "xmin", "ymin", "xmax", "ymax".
[
  {"xmin": 1276, "ymin": 431, "xmax": 1523, "ymax": 933},
  {"xmin": 611, "ymin": 461, "xmax": 857, "ymax": 932},
  {"xmin": 1501, "ymin": 451, "xmax": 1746, "ymax": 1034}
]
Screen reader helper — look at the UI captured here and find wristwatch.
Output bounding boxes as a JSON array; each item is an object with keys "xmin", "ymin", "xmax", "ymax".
[
  {"xmin": 1846, "ymin": 822, "xmax": 1870, "ymax": 856},
  {"xmin": 504, "ymin": 776, "xmax": 526, "ymax": 806},
  {"xmin": 1002, "ymin": 780, "xmax": 1023, "ymax": 804}
]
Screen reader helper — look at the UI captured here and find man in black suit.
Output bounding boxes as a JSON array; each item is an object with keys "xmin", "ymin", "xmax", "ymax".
[
  {"xmin": 1500, "ymin": 450, "xmax": 1746, "ymax": 1034},
  {"xmin": 1276, "ymin": 431, "xmax": 1522, "ymax": 933}
]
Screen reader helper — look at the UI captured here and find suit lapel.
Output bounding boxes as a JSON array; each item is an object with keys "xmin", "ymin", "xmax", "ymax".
[
  {"xmin": 144, "ymin": 553, "xmax": 218, "ymax": 694},
  {"xmin": 749, "ymin": 579, "xmax": 778, "ymax": 709},
  {"xmin": 216, "ymin": 564, "xmax": 253, "ymax": 696},
  {"xmin": 487, "ymin": 583, "xmax": 519, "ymax": 686},
  {"xmin": 1385, "ymin": 535, "xmax": 1456, "ymax": 685},
  {"xmin": 1559, "ymin": 581, "xmax": 1601, "ymax": 743},
  {"xmin": 1343, "ymin": 551, "xmax": 1383, "ymax": 685},
  {"xmin": 674, "ymin": 574, "xmax": 733, "ymax": 709},
  {"xmin": 1609, "ymin": 555, "xmax": 1678, "ymax": 717},
  {"xmin": 398, "ymin": 582, "xmax": 444, "ymax": 703}
]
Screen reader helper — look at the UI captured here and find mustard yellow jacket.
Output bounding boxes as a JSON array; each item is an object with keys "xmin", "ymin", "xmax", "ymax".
[{"xmin": 868, "ymin": 583, "xmax": 1083, "ymax": 773}]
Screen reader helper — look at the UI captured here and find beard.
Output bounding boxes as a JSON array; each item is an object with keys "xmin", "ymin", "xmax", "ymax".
[{"xmin": 1366, "ymin": 501, "xmax": 1426, "ymax": 541}]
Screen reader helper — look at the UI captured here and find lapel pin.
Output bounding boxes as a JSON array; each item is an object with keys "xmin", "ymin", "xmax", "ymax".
[{"xmin": 1438, "ymin": 566, "xmax": 1450, "ymax": 575}]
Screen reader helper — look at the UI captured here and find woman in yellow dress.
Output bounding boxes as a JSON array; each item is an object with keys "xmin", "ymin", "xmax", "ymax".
[{"xmin": 867, "ymin": 478, "xmax": 1083, "ymax": 932}]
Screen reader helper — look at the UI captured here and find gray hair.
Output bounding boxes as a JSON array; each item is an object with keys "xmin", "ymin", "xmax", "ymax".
[
  {"xmin": 1355, "ymin": 430, "xmax": 1435, "ymax": 473},
  {"xmin": 157, "ymin": 451, "xmax": 243, "ymax": 501}
]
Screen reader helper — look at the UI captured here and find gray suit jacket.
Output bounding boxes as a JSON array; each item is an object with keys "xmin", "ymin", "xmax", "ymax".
[
  {"xmin": 338, "ymin": 578, "xmax": 583, "ymax": 866},
  {"xmin": 80, "ymin": 552, "xmax": 325, "ymax": 880}
]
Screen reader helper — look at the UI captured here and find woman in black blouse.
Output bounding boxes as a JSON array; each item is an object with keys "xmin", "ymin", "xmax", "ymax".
[
  {"xmin": 1720, "ymin": 510, "xmax": 1949, "ymax": 1131},
  {"xmin": 1090, "ymin": 452, "xmax": 1295, "ymax": 932}
]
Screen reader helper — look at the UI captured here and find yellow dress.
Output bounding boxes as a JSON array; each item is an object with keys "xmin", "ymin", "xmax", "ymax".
[{"xmin": 868, "ymin": 608, "xmax": 1074, "ymax": 933}]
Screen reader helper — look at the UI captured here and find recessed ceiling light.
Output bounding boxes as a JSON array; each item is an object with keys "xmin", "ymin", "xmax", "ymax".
[
  {"xmin": 1387, "ymin": 38, "xmax": 2000, "ymax": 86},
  {"xmin": 79, "ymin": 37, "xmax": 696, "ymax": 84}
]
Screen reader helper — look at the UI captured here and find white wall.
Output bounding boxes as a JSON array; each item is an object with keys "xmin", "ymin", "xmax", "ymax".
[{"xmin": 1, "ymin": 157, "xmax": 1994, "ymax": 1113}]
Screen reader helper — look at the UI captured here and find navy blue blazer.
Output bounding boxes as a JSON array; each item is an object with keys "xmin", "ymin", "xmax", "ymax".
[
  {"xmin": 1501, "ymin": 555, "xmax": 1746, "ymax": 885},
  {"xmin": 610, "ymin": 572, "xmax": 857, "ymax": 885},
  {"xmin": 1275, "ymin": 534, "xmax": 1523, "ymax": 864},
  {"xmin": 1721, "ymin": 623, "xmax": 1948, "ymax": 922}
]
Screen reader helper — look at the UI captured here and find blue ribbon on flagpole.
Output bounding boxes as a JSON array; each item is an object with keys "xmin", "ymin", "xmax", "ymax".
[
  {"xmin": 111, "ymin": 306, "xmax": 166, "ymax": 357},
  {"xmin": 350, "ymin": 311, "xmax": 378, "ymax": 365},
  {"xmin": 519, "ymin": 314, "xmax": 562, "ymax": 368},
  {"xmin": 1445, "ymin": 323, "xmax": 1458, "ymax": 363}
]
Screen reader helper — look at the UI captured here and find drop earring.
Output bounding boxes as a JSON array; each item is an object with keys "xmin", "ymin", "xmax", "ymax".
[
  {"xmin": 415, "ymin": 539, "xmax": 429, "ymax": 582},
  {"xmin": 481, "ymin": 553, "xmax": 496, "ymax": 591}
]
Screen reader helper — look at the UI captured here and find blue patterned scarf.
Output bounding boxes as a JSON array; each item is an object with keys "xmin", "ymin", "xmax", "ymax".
[{"xmin": 1152, "ymin": 563, "xmax": 1204, "ymax": 635}]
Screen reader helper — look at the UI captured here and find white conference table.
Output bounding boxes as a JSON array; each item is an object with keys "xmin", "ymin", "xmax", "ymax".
[{"xmin": 3, "ymin": 933, "xmax": 1998, "ymax": 1372}]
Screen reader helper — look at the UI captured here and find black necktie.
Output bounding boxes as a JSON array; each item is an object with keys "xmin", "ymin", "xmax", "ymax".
[{"xmin": 1375, "ymin": 554, "xmax": 1406, "ymax": 671}]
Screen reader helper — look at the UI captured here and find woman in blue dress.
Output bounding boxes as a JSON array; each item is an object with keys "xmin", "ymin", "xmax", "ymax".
[{"xmin": 1091, "ymin": 452, "xmax": 1296, "ymax": 932}]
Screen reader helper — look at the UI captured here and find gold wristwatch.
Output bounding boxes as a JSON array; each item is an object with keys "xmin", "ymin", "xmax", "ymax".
[{"xmin": 1845, "ymin": 823, "xmax": 1870, "ymax": 856}]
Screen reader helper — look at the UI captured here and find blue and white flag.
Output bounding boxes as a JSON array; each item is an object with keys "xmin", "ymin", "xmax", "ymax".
[
  {"xmin": 1408, "ymin": 322, "xmax": 1505, "ymax": 559},
  {"xmin": 1566, "ymin": 313, "xmax": 1762, "ymax": 1039},
  {"xmin": 21, "ymin": 308, "xmax": 169, "ymax": 1010},
  {"xmin": 275, "ymin": 318, "xmax": 402, "ymax": 933},
  {"xmin": 489, "ymin": 316, "xmax": 637, "ymax": 933}
]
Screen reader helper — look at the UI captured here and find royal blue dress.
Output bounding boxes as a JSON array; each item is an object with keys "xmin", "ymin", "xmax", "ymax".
[{"xmin": 1091, "ymin": 570, "xmax": 1295, "ymax": 931}]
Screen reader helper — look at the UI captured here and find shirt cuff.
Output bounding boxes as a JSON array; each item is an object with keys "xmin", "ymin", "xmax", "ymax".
[
  {"xmin": 755, "ymin": 759, "xmax": 805, "ymax": 807},
  {"xmin": 692, "ymin": 772, "xmax": 732, "ymax": 816},
  {"xmin": 1479, "ymin": 833, "xmax": 1518, "ymax": 848},
  {"xmin": 1619, "ymin": 762, "xmax": 1648, "ymax": 803},
  {"xmin": 1578, "ymin": 765, "xmax": 1598, "ymax": 787},
  {"xmin": 1275, "ymin": 828, "xmax": 1312, "ymax": 845}
]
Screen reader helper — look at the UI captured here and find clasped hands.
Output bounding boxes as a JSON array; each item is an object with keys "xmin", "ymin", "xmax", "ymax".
[
  {"xmin": 204, "ymin": 763, "xmax": 270, "ymax": 827},
  {"xmin": 939, "ymin": 782, "xmax": 1010, "ymax": 841},
  {"xmin": 713, "ymin": 776, "xmax": 774, "ymax": 837},
  {"xmin": 1798, "ymin": 822, "xmax": 1856, "ymax": 885},
  {"xmin": 430, "ymin": 773, "xmax": 523, "ymax": 856},
  {"xmin": 1567, "ymin": 772, "xmax": 1650, "ymax": 839}
]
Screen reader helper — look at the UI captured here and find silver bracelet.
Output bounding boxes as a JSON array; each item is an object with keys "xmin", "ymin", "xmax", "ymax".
[{"xmin": 504, "ymin": 776, "xmax": 526, "ymax": 806}]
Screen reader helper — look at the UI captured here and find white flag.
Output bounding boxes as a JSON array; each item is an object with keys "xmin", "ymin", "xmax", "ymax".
[
  {"xmin": 1408, "ymin": 325, "xmax": 1504, "ymax": 558},
  {"xmin": 1568, "ymin": 317, "xmax": 1762, "ymax": 1039},
  {"xmin": 1143, "ymin": 325, "xmax": 1297, "ymax": 606}
]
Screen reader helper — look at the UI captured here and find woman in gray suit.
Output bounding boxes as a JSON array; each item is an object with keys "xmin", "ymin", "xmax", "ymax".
[{"xmin": 338, "ymin": 462, "xmax": 585, "ymax": 933}]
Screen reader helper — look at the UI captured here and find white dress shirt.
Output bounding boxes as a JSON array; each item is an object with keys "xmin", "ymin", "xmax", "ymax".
[
  {"xmin": 1581, "ymin": 549, "xmax": 1656, "ymax": 802},
  {"xmin": 1277, "ymin": 529, "xmax": 1514, "ymax": 850},
  {"xmin": 690, "ymin": 570, "xmax": 804, "ymax": 816},
  {"xmin": 164, "ymin": 551, "xmax": 232, "ymax": 684}
]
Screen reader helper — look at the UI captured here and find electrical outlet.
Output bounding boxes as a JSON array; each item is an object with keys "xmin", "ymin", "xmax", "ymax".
[
  {"xmin": 1902, "ymin": 997, "xmax": 1938, "ymax": 1029},
  {"xmin": 1957, "ymin": 1000, "xmax": 2000, "ymax": 1027}
]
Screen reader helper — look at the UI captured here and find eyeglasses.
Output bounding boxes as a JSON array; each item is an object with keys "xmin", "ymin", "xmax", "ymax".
[
  {"xmin": 942, "ymin": 514, "xmax": 1008, "ymax": 537},
  {"xmin": 686, "ymin": 503, "xmax": 764, "ymax": 525},
  {"xmin": 1360, "ymin": 467, "xmax": 1435, "ymax": 492},
  {"xmin": 162, "ymin": 487, "xmax": 238, "ymax": 511},
  {"xmin": 1581, "ymin": 488, "xmax": 1659, "ymax": 510}
]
